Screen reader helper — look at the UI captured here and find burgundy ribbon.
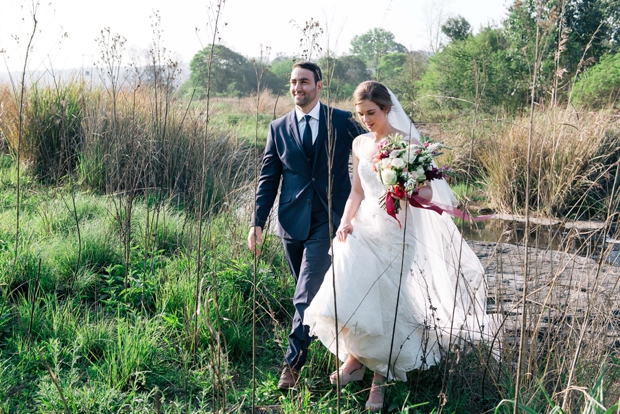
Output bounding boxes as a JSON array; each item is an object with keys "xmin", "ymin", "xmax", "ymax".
[
  {"xmin": 385, "ymin": 192, "xmax": 402, "ymax": 227},
  {"xmin": 408, "ymin": 195, "xmax": 493, "ymax": 221}
]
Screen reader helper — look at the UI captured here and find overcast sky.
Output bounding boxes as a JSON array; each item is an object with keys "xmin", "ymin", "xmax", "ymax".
[{"xmin": 0, "ymin": 0, "xmax": 511, "ymax": 74}]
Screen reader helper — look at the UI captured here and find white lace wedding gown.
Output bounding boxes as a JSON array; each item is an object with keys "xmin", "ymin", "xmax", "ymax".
[{"xmin": 304, "ymin": 134, "xmax": 494, "ymax": 381}]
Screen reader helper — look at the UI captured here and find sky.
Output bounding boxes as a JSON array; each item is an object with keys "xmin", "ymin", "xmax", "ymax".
[{"xmin": 0, "ymin": 0, "xmax": 511, "ymax": 74}]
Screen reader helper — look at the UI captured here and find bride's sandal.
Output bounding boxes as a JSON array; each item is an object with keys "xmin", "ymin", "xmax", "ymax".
[
  {"xmin": 365, "ymin": 381, "xmax": 386, "ymax": 412},
  {"xmin": 329, "ymin": 365, "xmax": 365, "ymax": 386}
]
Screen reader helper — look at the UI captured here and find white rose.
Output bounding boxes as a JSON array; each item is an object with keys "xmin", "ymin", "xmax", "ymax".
[
  {"xmin": 416, "ymin": 167, "xmax": 426, "ymax": 181},
  {"xmin": 391, "ymin": 158, "xmax": 406, "ymax": 169},
  {"xmin": 380, "ymin": 158, "xmax": 391, "ymax": 169},
  {"xmin": 381, "ymin": 169, "xmax": 398, "ymax": 185}
]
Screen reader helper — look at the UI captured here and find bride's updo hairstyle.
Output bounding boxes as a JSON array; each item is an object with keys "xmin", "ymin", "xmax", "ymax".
[{"xmin": 353, "ymin": 81, "xmax": 393, "ymax": 114}]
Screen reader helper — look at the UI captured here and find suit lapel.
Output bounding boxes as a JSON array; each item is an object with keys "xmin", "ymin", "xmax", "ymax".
[
  {"xmin": 286, "ymin": 110, "xmax": 309, "ymax": 165},
  {"xmin": 312, "ymin": 103, "xmax": 329, "ymax": 169}
]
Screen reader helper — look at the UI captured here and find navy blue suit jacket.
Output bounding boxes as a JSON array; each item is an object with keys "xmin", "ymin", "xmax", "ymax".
[{"xmin": 252, "ymin": 103, "xmax": 364, "ymax": 240}]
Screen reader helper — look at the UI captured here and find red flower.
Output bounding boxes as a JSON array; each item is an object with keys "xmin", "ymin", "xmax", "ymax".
[{"xmin": 392, "ymin": 184, "xmax": 405, "ymax": 199}]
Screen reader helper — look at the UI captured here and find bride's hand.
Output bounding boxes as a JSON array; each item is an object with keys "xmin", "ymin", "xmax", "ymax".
[
  {"xmin": 418, "ymin": 184, "xmax": 433, "ymax": 201},
  {"xmin": 336, "ymin": 222, "xmax": 353, "ymax": 242}
]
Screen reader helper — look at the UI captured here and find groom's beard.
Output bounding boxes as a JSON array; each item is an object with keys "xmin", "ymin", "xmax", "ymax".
[{"xmin": 292, "ymin": 88, "xmax": 317, "ymax": 108}]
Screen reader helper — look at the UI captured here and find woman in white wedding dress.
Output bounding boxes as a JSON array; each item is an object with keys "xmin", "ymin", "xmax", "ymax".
[{"xmin": 303, "ymin": 81, "xmax": 494, "ymax": 411}]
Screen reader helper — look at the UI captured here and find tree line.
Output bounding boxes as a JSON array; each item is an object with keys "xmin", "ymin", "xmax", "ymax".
[{"xmin": 179, "ymin": 0, "xmax": 620, "ymax": 112}]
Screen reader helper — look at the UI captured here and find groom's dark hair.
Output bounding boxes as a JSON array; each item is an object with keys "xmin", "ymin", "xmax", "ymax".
[{"xmin": 292, "ymin": 61, "xmax": 322, "ymax": 83}]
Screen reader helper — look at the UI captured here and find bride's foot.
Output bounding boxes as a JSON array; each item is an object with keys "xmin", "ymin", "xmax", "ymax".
[
  {"xmin": 329, "ymin": 358, "xmax": 365, "ymax": 386},
  {"xmin": 365, "ymin": 374, "xmax": 386, "ymax": 412}
]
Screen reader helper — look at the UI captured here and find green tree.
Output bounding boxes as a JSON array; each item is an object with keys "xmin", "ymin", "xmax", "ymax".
[
  {"xmin": 563, "ymin": 0, "xmax": 620, "ymax": 71},
  {"xmin": 378, "ymin": 52, "xmax": 429, "ymax": 107},
  {"xmin": 320, "ymin": 55, "xmax": 369, "ymax": 100},
  {"xmin": 183, "ymin": 44, "xmax": 254, "ymax": 99},
  {"xmin": 441, "ymin": 16, "xmax": 472, "ymax": 42},
  {"xmin": 418, "ymin": 27, "xmax": 524, "ymax": 112},
  {"xmin": 376, "ymin": 52, "xmax": 407, "ymax": 83},
  {"xmin": 350, "ymin": 28, "xmax": 408, "ymax": 68},
  {"xmin": 502, "ymin": 0, "xmax": 557, "ymax": 104},
  {"xmin": 503, "ymin": 0, "xmax": 620, "ymax": 104},
  {"xmin": 269, "ymin": 55, "xmax": 295, "ymax": 94},
  {"xmin": 270, "ymin": 56, "xmax": 294, "ymax": 80}
]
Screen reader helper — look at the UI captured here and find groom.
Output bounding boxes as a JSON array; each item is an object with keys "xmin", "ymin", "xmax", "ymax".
[{"xmin": 248, "ymin": 61, "xmax": 364, "ymax": 390}]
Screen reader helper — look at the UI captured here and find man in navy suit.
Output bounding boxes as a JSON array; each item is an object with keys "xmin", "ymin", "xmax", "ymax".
[{"xmin": 248, "ymin": 61, "xmax": 364, "ymax": 390}]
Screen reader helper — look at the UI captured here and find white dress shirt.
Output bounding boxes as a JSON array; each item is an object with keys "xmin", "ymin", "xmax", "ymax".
[{"xmin": 295, "ymin": 101, "xmax": 321, "ymax": 144}]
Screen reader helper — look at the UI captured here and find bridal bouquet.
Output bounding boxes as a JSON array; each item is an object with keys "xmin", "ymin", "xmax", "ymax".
[{"xmin": 372, "ymin": 133, "xmax": 453, "ymax": 224}]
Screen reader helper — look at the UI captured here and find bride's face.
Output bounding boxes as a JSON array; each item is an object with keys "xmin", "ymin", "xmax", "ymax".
[{"xmin": 356, "ymin": 100, "xmax": 388, "ymax": 133}]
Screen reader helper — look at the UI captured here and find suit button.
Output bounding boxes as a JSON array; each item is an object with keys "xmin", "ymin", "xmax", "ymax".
[
  {"xmin": 307, "ymin": 199, "xmax": 312, "ymax": 204},
  {"xmin": 307, "ymin": 158, "xmax": 311, "ymax": 162},
  {"xmin": 312, "ymin": 178, "xmax": 315, "ymax": 181}
]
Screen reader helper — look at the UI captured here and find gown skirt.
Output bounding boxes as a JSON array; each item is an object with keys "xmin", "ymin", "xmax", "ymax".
[{"xmin": 304, "ymin": 155, "xmax": 494, "ymax": 381}]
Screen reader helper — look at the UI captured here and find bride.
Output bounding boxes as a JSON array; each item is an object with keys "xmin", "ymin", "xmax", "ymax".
[{"xmin": 303, "ymin": 81, "xmax": 494, "ymax": 411}]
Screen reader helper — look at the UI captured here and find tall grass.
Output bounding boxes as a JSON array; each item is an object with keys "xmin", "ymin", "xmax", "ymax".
[
  {"xmin": 0, "ymin": 80, "xmax": 256, "ymax": 214},
  {"xmin": 478, "ymin": 109, "xmax": 620, "ymax": 219},
  {"xmin": 3, "ymin": 80, "xmax": 620, "ymax": 412}
]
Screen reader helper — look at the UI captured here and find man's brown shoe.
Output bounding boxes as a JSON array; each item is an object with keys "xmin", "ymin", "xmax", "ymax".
[{"xmin": 277, "ymin": 365, "xmax": 299, "ymax": 391}]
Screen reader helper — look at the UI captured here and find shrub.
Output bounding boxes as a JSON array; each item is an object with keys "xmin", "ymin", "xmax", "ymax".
[
  {"xmin": 572, "ymin": 52, "xmax": 620, "ymax": 108},
  {"xmin": 478, "ymin": 108, "xmax": 620, "ymax": 218}
]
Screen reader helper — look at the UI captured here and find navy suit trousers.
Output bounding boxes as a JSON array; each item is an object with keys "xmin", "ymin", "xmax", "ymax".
[{"xmin": 282, "ymin": 193, "xmax": 332, "ymax": 370}]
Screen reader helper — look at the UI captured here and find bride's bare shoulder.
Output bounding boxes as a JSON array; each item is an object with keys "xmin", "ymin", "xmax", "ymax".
[
  {"xmin": 353, "ymin": 132, "xmax": 373, "ymax": 146},
  {"xmin": 353, "ymin": 133, "xmax": 370, "ymax": 155}
]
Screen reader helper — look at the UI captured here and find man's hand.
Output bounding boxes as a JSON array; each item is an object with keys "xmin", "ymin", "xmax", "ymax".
[{"xmin": 248, "ymin": 226, "xmax": 263, "ymax": 255}]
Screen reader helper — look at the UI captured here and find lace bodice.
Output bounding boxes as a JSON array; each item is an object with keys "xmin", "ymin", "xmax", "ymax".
[{"xmin": 358, "ymin": 158, "xmax": 386, "ymax": 202}]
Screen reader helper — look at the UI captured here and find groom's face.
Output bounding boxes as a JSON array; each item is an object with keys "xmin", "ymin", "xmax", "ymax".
[{"xmin": 290, "ymin": 67, "xmax": 323, "ymax": 111}]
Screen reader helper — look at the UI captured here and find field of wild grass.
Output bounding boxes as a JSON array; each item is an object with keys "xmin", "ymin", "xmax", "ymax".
[{"xmin": 1, "ymin": 77, "xmax": 620, "ymax": 413}]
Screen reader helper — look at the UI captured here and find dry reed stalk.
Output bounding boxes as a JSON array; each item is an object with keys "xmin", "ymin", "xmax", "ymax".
[
  {"xmin": 513, "ymin": 8, "xmax": 543, "ymax": 412},
  {"xmin": 191, "ymin": 4, "xmax": 230, "ymax": 413},
  {"xmin": 249, "ymin": 47, "xmax": 271, "ymax": 413},
  {"xmin": 45, "ymin": 364, "xmax": 70, "ymax": 414},
  {"xmin": 322, "ymin": 53, "xmax": 344, "ymax": 413},
  {"xmin": 13, "ymin": 2, "xmax": 38, "ymax": 265}
]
